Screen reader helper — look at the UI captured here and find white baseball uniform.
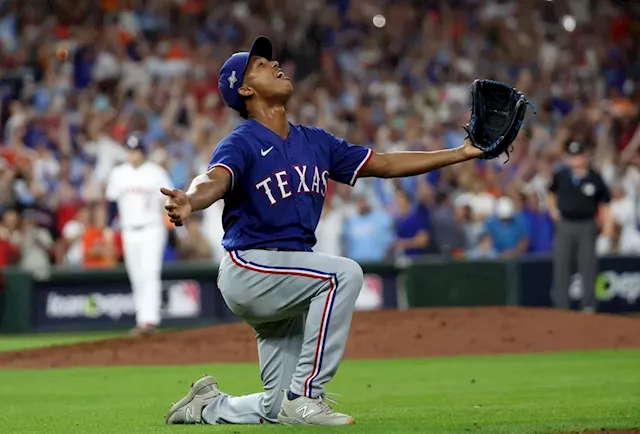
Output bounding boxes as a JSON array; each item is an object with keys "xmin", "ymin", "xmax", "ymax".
[{"xmin": 106, "ymin": 161, "xmax": 173, "ymax": 327}]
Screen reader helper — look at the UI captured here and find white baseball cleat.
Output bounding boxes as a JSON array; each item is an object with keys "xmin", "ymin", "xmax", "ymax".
[
  {"xmin": 165, "ymin": 376, "xmax": 220, "ymax": 424},
  {"xmin": 277, "ymin": 391, "xmax": 355, "ymax": 425}
]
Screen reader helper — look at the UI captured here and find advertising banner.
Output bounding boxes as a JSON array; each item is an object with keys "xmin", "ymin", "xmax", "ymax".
[
  {"xmin": 30, "ymin": 267, "xmax": 400, "ymax": 332},
  {"xmin": 518, "ymin": 256, "xmax": 640, "ymax": 313},
  {"xmin": 32, "ymin": 279, "xmax": 234, "ymax": 332},
  {"xmin": 356, "ymin": 272, "xmax": 399, "ymax": 311}
]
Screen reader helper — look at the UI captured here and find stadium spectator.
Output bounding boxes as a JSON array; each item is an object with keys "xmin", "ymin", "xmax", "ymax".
[
  {"xmin": 0, "ymin": 0, "xmax": 637, "ymax": 271},
  {"xmin": 0, "ymin": 209, "xmax": 21, "ymax": 267},
  {"xmin": 392, "ymin": 188, "xmax": 431, "ymax": 258},
  {"xmin": 18, "ymin": 209, "xmax": 54, "ymax": 280},
  {"xmin": 315, "ymin": 200, "xmax": 345, "ymax": 257},
  {"xmin": 521, "ymin": 191, "xmax": 554, "ymax": 254},
  {"xmin": 58, "ymin": 205, "xmax": 91, "ymax": 266},
  {"xmin": 597, "ymin": 183, "xmax": 640, "ymax": 255},
  {"xmin": 201, "ymin": 201, "xmax": 226, "ymax": 263},
  {"xmin": 430, "ymin": 191, "xmax": 465, "ymax": 256},
  {"xmin": 454, "ymin": 175, "xmax": 496, "ymax": 223},
  {"xmin": 82, "ymin": 204, "xmax": 119, "ymax": 268},
  {"xmin": 459, "ymin": 204, "xmax": 484, "ymax": 251},
  {"xmin": 466, "ymin": 232, "xmax": 499, "ymax": 260},
  {"xmin": 342, "ymin": 195, "xmax": 393, "ymax": 263},
  {"xmin": 484, "ymin": 197, "xmax": 529, "ymax": 258},
  {"xmin": 176, "ymin": 216, "xmax": 213, "ymax": 261}
]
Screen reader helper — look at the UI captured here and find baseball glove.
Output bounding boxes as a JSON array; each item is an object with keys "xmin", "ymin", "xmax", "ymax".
[{"xmin": 463, "ymin": 79, "xmax": 530, "ymax": 161}]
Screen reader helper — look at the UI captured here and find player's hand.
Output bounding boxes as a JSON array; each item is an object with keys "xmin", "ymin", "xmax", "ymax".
[
  {"xmin": 462, "ymin": 138, "xmax": 483, "ymax": 159},
  {"xmin": 160, "ymin": 187, "xmax": 192, "ymax": 227}
]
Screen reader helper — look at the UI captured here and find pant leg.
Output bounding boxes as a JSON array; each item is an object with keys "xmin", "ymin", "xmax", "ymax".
[
  {"xmin": 289, "ymin": 257, "xmax": 363, "ymax": 398},
  {"xmin": 576, "ymin": 221, "xmax": 598, "ymax": 310},
  {"xmin": 122, "ymin": 231, "xmax": 146, "ymax": 326},
  {"xmin": 202, "ymin": 250, "xmax": 363, "ymax": 424},
  {"xmin": 552, "ymin": 220, "xmax": 575, "ymax": 309},
  {"xmin": 202, "ymin": 314, "xmax": 304, "ymax": 424},
  {"xmin": 135, "ymin": 226, "xmax": 167, "ymax": 326}
]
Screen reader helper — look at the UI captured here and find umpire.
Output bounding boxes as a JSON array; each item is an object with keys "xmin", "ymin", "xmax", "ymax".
[{"xmin": 548, "ymin": 139, "xmax": 611, "ymax": 312}]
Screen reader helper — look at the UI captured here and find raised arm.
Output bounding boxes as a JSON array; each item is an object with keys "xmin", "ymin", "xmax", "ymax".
[{"xmin": 360, "ymin": 139, "xmax": 482, "ymax": 179}]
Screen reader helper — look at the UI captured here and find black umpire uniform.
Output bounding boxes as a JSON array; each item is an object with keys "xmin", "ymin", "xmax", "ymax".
[{"xmin": 548, "ymin": 140, "xmax": 611, "ymax": 312}]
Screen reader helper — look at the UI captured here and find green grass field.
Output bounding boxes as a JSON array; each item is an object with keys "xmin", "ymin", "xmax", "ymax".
[
  {"xmin": 0, "ymin": 331, "xmax": 125, "ymax": 352},
  {"xmin": 0, "ymin": 335, "xmax": 638, "ymax": 434}
]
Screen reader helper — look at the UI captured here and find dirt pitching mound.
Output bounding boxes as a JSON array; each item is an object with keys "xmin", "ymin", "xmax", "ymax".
[{"xmin": 1, "ymin": 307, "xmax": 639, "ymax": 369}]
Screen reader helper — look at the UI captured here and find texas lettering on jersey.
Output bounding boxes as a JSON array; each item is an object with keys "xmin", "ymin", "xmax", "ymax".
[
  {"xmin": 255, "ymin": 165, "xmax": 330, "ymax": 205},
  {"xmin": 208, "ymin": 120, "xmax": 372, "ymax": 252}
]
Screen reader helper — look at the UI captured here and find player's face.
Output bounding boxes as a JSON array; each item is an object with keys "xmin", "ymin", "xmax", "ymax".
[
  {"xmin": 569, "ymin": 153, "xmax": 588, "ymax": 170},
  {"xmin": 241, "ymin": 56, "xmax": 293, "ymax": 104},
  {"xmin": 128, "ymin": 149, "xmax": 145, "ymax": 166}
]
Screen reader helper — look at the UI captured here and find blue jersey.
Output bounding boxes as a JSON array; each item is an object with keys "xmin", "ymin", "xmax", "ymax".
[{"xmin": 208, "ymin": 119, "xmax": 372, "ymax": 252}]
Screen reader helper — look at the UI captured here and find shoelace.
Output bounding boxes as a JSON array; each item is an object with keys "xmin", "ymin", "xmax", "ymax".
[{"xmin": 318, "ymin": 393, "xmax": 342, "ymax": 414}]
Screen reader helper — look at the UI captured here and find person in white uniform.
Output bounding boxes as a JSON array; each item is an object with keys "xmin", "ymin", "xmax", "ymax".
[{"xmin": 105, "ymin": 132, "xmax": 174, "ymax": 335}]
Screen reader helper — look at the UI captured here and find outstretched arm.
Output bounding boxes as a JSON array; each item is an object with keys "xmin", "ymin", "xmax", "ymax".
[
  {"xmin": 360, "ymin": 138, "xmax": 481, "ymax": 179},
  {"xmin": 185, "ymin": 167, "xmax": 232, "ymax": 212},
  {"xmin": 161, "ymin": 167, "xmax": 232, "ymax": 226}
]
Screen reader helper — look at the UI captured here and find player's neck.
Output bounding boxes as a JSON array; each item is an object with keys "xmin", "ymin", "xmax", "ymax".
[
  {"xmin": 248, "ymin": 105, "xmax": 289, "ymax": 139},
  {"xmin": 571, "ymin": 166, "xmax": 588, "ymax": 177}
]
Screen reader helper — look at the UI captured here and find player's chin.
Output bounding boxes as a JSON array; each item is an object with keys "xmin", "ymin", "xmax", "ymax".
[
  {"xmin": 279, "ymin": 79, "xmax": 293, "ymax": 93},
  {"xmin": 279, "ymin": 82, "xmax": 294, "ymax": 101}
]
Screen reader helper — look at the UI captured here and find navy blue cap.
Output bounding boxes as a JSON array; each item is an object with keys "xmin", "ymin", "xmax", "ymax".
[
  {"xmin": 218, "ymin": 36, "xmax": 273, "ymax": 118},
  {"xmin": 124, "ymin": 132, "xmax": 147, "ymax": 154},
  {"xmin": 565, "ymin": 140, "xmax": 592, "ymax": 156}
]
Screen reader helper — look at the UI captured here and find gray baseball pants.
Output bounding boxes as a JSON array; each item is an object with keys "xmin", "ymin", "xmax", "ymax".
[
  {"xmin": 552, "ymin": 219, "xmax": 598, "ymax": 310},
  {"xmin": 202, "ymin": 249, "xmax": 364, "ymax": 424}
]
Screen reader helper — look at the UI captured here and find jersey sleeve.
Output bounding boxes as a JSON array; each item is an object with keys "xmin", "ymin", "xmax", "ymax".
[
  {"xmin": 157, "ymin": 166, "xmax": 174, "ymax": 190},
  {"xmin": 207, "ymin": 135, "xmax": 249, "ymax": 189},
  {"xmin": 156, "ymin": 166, "xmax": 174, "ymax": 205},
  {"xmin": 548, "ymin": 169, "xmax": 560, "ymax": 193},
  {"xmin": 322, "ymin": 130, "xmax": 373, "ymax": 186},
  {"xmin": 596, "ymin": 175, "xmax": 612, "ymax": 204}
]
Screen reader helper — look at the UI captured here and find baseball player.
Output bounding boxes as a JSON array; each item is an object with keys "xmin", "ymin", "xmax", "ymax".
[
  {"xmin": 163, "ymin": 36, "xmax": 483, "ymax": 426},
  {"xmin": 105, "ymin": 132, "xmax": 173, "ymax": 336}
]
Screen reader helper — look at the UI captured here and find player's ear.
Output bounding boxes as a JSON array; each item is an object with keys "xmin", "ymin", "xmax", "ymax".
[{"xmin": 238, "ymin": 86, "xmax": 254, "ymax": 98}]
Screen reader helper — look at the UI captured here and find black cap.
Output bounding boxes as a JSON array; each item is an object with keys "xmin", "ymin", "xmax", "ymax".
[
  {"xmin": 564, "ymin": 140, "xmax": 590, "ymax": 156},
  {"xmin": 124, "ymin": 132, "xmax": 147, "ymax": 154}
]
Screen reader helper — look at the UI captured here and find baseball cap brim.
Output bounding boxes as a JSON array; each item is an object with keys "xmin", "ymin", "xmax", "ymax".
[
  {"xmin": 565, "ymin": 140, "xmax": 588, "ymax": 155},
  {"xmin": 248, "ymin": 36, "xmax": 273, "ymax": 63}
]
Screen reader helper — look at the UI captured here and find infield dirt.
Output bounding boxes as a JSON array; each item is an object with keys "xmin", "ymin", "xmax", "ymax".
[{"xmin": 1, "ymin": 306, "xmax": 639, "ymax": 369}]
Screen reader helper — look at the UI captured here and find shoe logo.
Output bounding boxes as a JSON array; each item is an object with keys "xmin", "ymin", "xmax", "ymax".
[
  {"xmin": 261, "ymin": 146, "xmax": 274, "ymax": 157},
  {"xmin": 185, "ymin": 407, "xmax": 194, "ymax": 421},
  {"xmin": 295, "ymin": 405, "xmax": 315, "ymax": 419}
]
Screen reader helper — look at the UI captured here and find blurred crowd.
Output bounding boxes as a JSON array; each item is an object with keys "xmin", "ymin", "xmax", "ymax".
[{"xmin": 1, "ymin": 0, "xmax": 640, "ymax": 277}]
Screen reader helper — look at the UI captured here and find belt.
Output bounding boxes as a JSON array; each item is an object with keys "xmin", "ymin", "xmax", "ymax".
[
  {"xmin": 234, "ymin": 247, "xmax": 302, "ymax": 252},
  {"xmin": 561, "ymin": 215, "xmax": 595, "ymax": 222},
  {"xmin": 126, "ymin": 225, "xmax": 153, "ymax": 231}
]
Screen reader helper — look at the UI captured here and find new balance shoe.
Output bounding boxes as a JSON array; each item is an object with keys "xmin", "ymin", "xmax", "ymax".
[
  {"xmin": 165, "ymin": 376, "xmax": 220, "ymax": 424},
  {"xmin": 277, "ymin": 391, "xmax": 355, "ymax": 426}
]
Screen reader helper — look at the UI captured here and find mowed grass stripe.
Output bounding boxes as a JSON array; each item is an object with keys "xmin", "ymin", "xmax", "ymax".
[
  {"xmin": 0, "ymin": 350, "xmax": 638, "ymax": 434},
  {"xmin": 0, "ymin": 331, "xmax": 126, "ymax": 352}
]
